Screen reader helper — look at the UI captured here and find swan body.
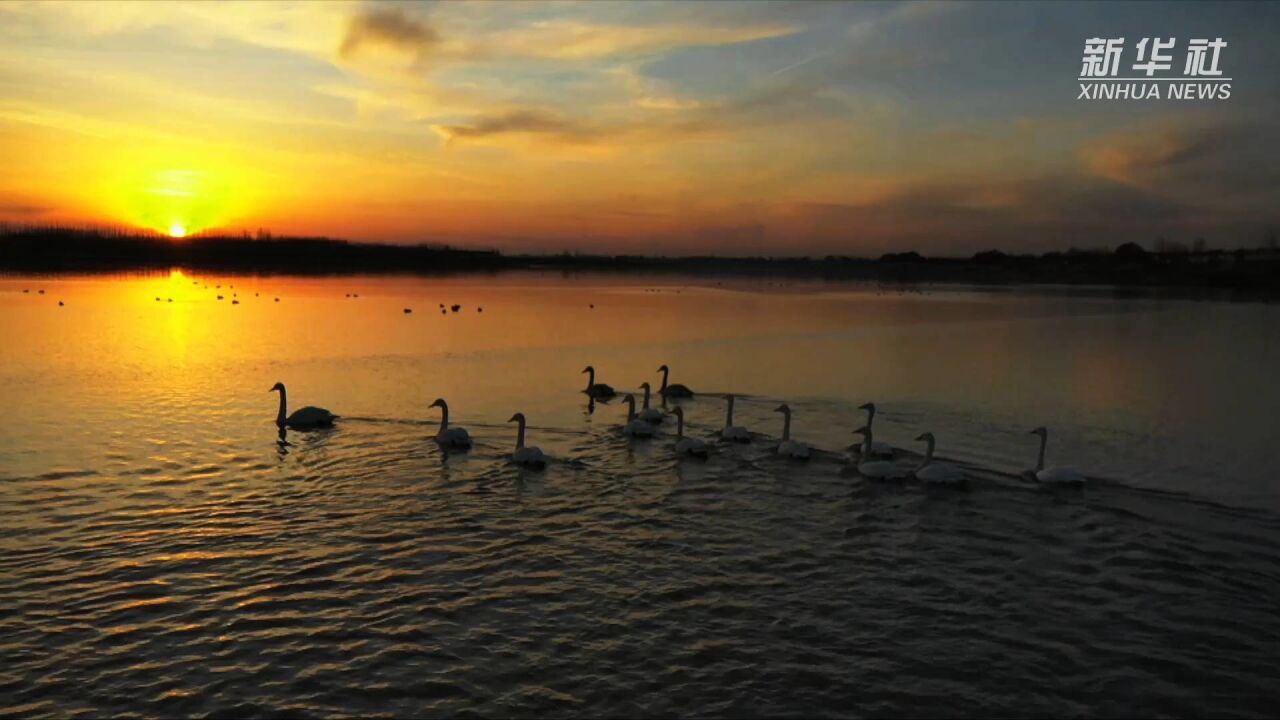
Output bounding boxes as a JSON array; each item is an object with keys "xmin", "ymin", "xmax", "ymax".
[
  {"xmin": 622, "ymin": 395, "xmax": 657, "ymax": 438},
  {"xmin": 672, "ymin": 407, "xmax": 709, "ymax": 457},
  {"xmin": 1028, "ymin": 427, "xmax": 1084, "ymax": 484},
  {"xmin": 638, "ymin": 383, "xmax": 664, "ymax": 424},
  {"xmin": 508, "ymin": 413, "xmax": 547, "ymax": 468},
  {"xmin": 269, "ymin": 382, "xmax": 336, "ymax": 429},
  {"xmin": 657, "ymin": 365, "xmax": 694, "ymax": 398},
  {"xmin": 582, "ymin": 366, "xmax": 616, "ymax": 399},
  {"xmin": 720, "ymin": 394, "xmax": 751, "ymax": 442},
  {"xmin": 856, "ymin": 403, "xmax": 894, "ymax": 458},
  {"xmin": 852, "ymin": 426, "xmax": 906, "ymax": 479},
  {"xmin": 911, "ymin": 432, "xmax": 966, "ymax": 485},
  {"xmin": 429, "ymin": 398, "xmax": 472, "ymax": 449},
  {"xmin": 773, "ymin": 404, "xmax": 811, "ymax": 459}
]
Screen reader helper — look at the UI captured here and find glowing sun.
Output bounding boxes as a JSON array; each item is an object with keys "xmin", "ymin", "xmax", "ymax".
[{"xmin": 168, "ymin": 223, "xmax": 187, "ymax": 238}]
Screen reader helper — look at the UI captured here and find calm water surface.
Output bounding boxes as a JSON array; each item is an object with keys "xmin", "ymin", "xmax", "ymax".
[{"xmin": 2, "ymin": 272, "xmax": 1279, "ymax": 717}]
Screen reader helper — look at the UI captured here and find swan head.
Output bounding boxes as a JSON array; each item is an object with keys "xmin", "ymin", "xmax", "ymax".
[
  {"xmin": 268, "ymin": 382, "xmax": 284, "ymax": 393},
  {"xmin": 915, "ymin": 432, "xmax": 934, "ymax": 442},
  {"xmin": 657, "ymin": 364, "xmax": 669, "ymax": 373},
  {"xmin": 672, "ymin": 406, "xmax": 684, "ymax": 418},
  {"xmin": 429, "ymin": 398, "xmax": 447, "ymax": 410},
  {"xmin": 852, "ymin": 425, "xmax": 870, "ymax": 436},
  {"xmin": 640, "ymin": 382, "xmax": 650, "ymax": 390},
  {"xmin": 858, "ymin": 402, "xmax": 875, "ymax": 412},
  {"xmin": 623, "ymin": 394, "xmax": 636, "ymax": 408},
  {"xmin": 1030, "ymin": 426, "xmax": 1047, "ymax": 436},
  {"xmin": 508, "ymin": 413, "xmax": 525, "ymax": 423},
  {"xmin": 581, "ymin": 366, "xmax": 594, "ymax": 374},
  {"xmin": 773, "ymin": 403, "xmax": 790, "ymax": 414}
]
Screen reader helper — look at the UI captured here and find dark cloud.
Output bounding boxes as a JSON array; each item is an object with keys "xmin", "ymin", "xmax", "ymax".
[
  {"xmin": 434, "ymin": 110, "xmax": 594, "ymax": 144},
  {"xmin": 339, "ymin": 7, "xmax": 438, "ymax": 63}
]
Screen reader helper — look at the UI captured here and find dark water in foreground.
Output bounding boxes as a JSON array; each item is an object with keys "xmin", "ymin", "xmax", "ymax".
[{"xmin": 2, "ymin": 273, "xmax": 1279, "ymax": 717}]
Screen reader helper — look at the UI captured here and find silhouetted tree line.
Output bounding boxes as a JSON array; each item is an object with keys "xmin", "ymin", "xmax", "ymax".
[{"xmin": 2, "ymin": 223, "xmax": 1278, "ymax": 295}]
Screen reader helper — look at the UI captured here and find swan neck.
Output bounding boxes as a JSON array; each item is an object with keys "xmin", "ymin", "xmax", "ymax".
[
  {"xmin": 918, "ymin": 437, "xmax": 935, "ymax": 470},
  {"xmin": 585, "ymin": 368, "xmax": 594, "ymax": 390},
  {"xmin": 626, "ymin": 399, "xmax": 636, "ymax": 421},
  {"xmin": 643, "ymin": 384, "xmax": 650, "ymax": 408},
  {"xmin": 725, "ymin": 397, "xmax": 734, "ymax": 426},
  {"xmin": 515, "ymin": 418, "xmax": 526, "ymax": 449},
  {"xmin": 781, "ymin": 412, "xmax": 791, "ymax": 441},
  {"xmin": 275, "ymin": 388, "xmax": 287, "ymax": 426},
  {"xmin": 659, "ymin": 367, "xmax": 669, "ymax": 391},
  {"xmin": 1036, "ymin": 432, "xmax": 1047, "ymax": 472},
  {"xmin": 438, "ymin": 404, "xmax": 449, "ymax": 431},
  {"xmin": 676, "ymin": 412, "xmax": 684, "ymax": 439}
]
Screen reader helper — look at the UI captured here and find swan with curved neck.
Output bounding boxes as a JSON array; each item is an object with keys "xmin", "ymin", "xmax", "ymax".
[
  {"xmin": 638, "ymin": 382, "xmax": 664, "ymax": 424},
  {"xmin": 851, "ymin": 426, "xmax": 905, "ymax": 479},
  {"xmin": 773, "ymin": 404, "xmax": 810, "ymax": 459},
  {"xmin": 672, "ymin": 407, "xmax": 709, "ymax": 457},
  {"xmin": 911, "ymin": 432, "xmax": 966, "ymax": 485},
  {"xmin": 1027, "ymin": 427, "xmax": 1084, "ymax": 484},
  {"xmin": 269, "ymin": 382, "xmax": 336, "ymax": 429},
  {"xmin": 429, "ymin": 398, "xmax": 472, "ymax": 449},
  {"xmin": 582, "ymin": 366, "xmax": 616, "ymax": 399},
  {"xmin": 657, "ymin": 365, "xmax": 694, "ymax": 398},
  {"xmin": 720, "ymin": 394, "xmax": 751, "ymax": 442},
  {"xmin": 508, "ymin": 413, "xmax": 547, "ymax": 468},
  {"xmin": 856, "ymin": 402, "xmax": 894, "ymax": 458},
  {"xmin": 622, "ymin": 394, "xmax": 657, "ymax": 437}
]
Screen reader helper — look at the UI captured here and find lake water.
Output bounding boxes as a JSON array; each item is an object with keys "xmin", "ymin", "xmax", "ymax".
[{"xmin": 2, "ymin": 271, "xmax": 1279, "ymax": 717}]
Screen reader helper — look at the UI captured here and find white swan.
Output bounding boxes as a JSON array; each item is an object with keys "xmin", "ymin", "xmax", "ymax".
[
  {"xmin": 856, "ymin": 403, "xmax": 894, "ymax": 458},
  {"xmin": 672, "ymin": 407, "xmax": 710, "ymax": 458},
  {"xmin": 851, "ymin": 426, "xmax": 906, "ymax": 479},
  {"xmin": 773, "ymin": 404, "xmax": 811, "ymax": 459},
  {"xmin": 1027, "ymin": 427, "xmax": 1085, "ymax": 484},
  {"xmin": 429, "ymin": 398, "xmax": 472, "ymax": 449},
  {"xmin": 657, "ymin": 364, "xmax": 694, "ymax": 398},
  {"xmin": 638, "ymin": 382, "xmax": 664, "ymax": 424},
  {"xmin": 582, "ymin": 366, "xmax": 616, "ymax": 399},
  {"xmin": 269, "ymin": 382, "xmax": 336, "ymax": 429},
  {"xmin": 507, "ymin": 413, "xmax": 547, "ymax": 468},
  {"xmin": 622, "ymin": 394, "xmax": 657, "ymax": 438},
  {"xmin": 720, "ymin": 394, "xmax": 751, "ymax": 442},
  {"xmin": 911, "ymin": 432, "xmax": 966, "ymax": 485}
]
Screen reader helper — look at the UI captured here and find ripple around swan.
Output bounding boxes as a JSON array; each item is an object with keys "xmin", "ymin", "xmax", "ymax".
[{"xmin": 7, "ymin": 410, "xmax": 1279, "ymax": 717}]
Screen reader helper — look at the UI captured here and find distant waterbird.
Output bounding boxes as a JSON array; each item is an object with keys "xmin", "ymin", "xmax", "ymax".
[
  {"xmin": 657, "ymin": 365, "xmax": 694, "ymax": 398},
  {"xmin": 720, "ymin": 394, "xmax": 751, "ymax": 442},
  {"xmin": 404, "ymin": 308, "xmax": 412, "ymax": 314},
  {"xmin": 429, "ymin": 398, "xmax": 472, "ymax": 449},
  {"xmin": 1026, "ymin": 427, "xmax": 1085, "ymax": 484},
  {"xmin": 672, "ymin": 407, "xmax": 709, "ymax": 458},
  {"xmin": 582, "ymin": 366, "xmax": 616, "ymax": 399},
  {"xmin": 773, "ymin": 404, "xmax": 811, "ymax": 459},
  {"xmin": 507, "ymin": 412, "xmax": 547, "ymax": 468},
  {"xmin": 269, "ymin": 382, "xmax": 337, "ymax": 429}
]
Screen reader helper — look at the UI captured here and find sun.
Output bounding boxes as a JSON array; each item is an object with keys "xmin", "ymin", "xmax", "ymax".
[{"xmin": 168, "ymin": 223, "xmax": 187, "ymax": 238}]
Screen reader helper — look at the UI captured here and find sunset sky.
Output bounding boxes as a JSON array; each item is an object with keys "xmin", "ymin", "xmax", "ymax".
[{"xmin": 1, "ymin": 1, "xmax": 1277, "ymax": 256}]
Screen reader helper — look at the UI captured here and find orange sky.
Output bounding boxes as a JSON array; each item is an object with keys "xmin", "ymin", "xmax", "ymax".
[{"xmin": 0, "ymin": 1, "xmax": 1276, "ymax": 255}]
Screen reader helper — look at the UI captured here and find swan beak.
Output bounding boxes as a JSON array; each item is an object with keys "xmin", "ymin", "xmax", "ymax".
[
  {"xmin": 773, "ymin": 404, "xmax": 786, "ymax": 412},
  {"xmin": 858, "ymin": 403, "xmax": 873, "ymax": 410},
  {"xmin": 915, "ymin": 433, "xmax": 928, "ymax": 441},
  {"xmin": 853, "ymin": 426, "xmax": 869, "ymax": 434},
  {"xmin": 507, "ymin": 414, "xmax": 519, "ymax": 422}
]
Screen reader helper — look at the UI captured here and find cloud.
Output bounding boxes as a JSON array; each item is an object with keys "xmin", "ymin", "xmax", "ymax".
[
  {"xmin": 432, "ymin": 110, "xmax": 591, "ymax": 145},
  {"xmin": 338, "ymin": 7, "xmax": 438, "ymax": 64},
  {"xmin": 482, "ymin": 20, "xmax": 797, "ymax": 60}
]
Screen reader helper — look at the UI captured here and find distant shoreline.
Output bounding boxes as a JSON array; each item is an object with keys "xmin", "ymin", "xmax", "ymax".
[{"xmin": 3, "ymin": 226, "xmax": 1279, "ymax": 299}]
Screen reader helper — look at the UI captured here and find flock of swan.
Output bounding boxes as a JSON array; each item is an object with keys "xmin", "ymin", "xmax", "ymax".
[{"xmin": 268, "ymin": 365, "xmax": 1086, "ymax": 485}]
